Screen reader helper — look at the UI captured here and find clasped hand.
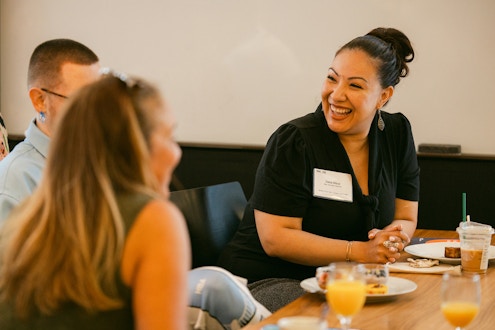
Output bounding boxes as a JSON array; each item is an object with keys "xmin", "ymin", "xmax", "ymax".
[{"xmin": 367, "ymin": 224, "xmax": 410, "ymax": 263}]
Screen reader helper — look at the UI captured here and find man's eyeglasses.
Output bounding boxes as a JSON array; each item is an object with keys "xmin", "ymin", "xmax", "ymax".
[{"xmin": 41, "ymin": 88, "xmax": 68, "ymax": 99}]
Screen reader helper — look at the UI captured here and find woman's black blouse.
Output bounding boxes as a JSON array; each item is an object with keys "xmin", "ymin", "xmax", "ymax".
[{"xmin": 218, "ymin": 105, "xmax": 419, "ymax": 282}]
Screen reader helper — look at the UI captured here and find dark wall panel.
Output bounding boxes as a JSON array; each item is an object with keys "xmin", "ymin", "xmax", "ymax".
[
  {"xmin": 172, "ymin": 144, "xmax": 264, "ymax": 199},
  {"xmin": 417, "ymin": 155, "xmax": 495, "ymax": 230},
  {"xmin": 173, "ymin": 144, "xmax": 495, "ymax": 230}
]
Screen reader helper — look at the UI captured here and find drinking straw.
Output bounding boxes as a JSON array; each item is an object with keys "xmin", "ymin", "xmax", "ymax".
[{"xmin": 462, "ymin": 192, "xmax": 466, "ymax": 222}]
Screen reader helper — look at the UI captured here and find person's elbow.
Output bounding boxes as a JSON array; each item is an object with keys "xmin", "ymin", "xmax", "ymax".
[
  {"xmin": 254, "ymin": 210, "xmax": 303, "ymax": 258},
  {"xmin": 258, "ymin": 226, "xmax": 297, "ymax": 258},
  {"xmin": 259, "ymin": 234, "xmax": 282, "ymax": 257}
]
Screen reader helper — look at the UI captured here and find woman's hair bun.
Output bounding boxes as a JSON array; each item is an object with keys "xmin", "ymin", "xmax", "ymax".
[{"xmin": 367, "ymin": 27, "xmax": 414, "ymax": 80}]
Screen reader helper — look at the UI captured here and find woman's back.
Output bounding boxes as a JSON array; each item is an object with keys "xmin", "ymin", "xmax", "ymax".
[{"xmin": 0, "ymin": 193, "xmax": 153, "ymax": 330}]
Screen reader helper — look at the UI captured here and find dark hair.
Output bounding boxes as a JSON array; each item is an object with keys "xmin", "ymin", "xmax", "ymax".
[
  {"xmin": 336, "ymin": 27, "xmax": 414, "ymax": 88},
  {"xmin": 28, "ymin": 39, "xmax": 99, "ymax": 88}
]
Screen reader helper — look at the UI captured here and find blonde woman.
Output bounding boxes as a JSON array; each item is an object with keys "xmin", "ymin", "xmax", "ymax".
[{"xmin": 0, "ymin": 74, "xmax": 190, "ymax": 329}]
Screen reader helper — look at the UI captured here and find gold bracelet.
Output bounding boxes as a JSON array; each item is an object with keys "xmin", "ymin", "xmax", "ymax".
[{"xmin": 345, "ymin": 241, "xmax": 353, "ymax": 262}]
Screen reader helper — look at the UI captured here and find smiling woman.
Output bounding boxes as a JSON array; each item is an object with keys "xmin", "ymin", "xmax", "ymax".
[{"xmin": 217, "ymin": 27, "xmax": 419, "ymax": 312}]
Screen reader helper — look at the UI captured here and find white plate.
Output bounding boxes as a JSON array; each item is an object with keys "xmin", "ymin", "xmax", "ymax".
[
  {"xmin": 300, "ymin": 276, "xmax": 417, "ymax": 303},
  {"xmin": 404, "ymin": 241, "xmax": 495, "ymax": 265}
]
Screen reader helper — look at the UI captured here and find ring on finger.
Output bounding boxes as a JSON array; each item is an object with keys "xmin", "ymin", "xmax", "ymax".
[{"xmin": 383, "ymin": 240, "xmax": 400, "ymax": 249}]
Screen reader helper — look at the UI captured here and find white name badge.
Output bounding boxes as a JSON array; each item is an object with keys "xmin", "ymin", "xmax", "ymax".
[{"xmin": 313, "ymin": 168, "xmax": 353, "ymax": 202}]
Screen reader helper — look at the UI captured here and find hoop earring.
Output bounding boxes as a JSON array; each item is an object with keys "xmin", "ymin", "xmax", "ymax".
[
  {"xmin": 377, "ymin": 109, "xmax": 385, "ymax": 131},
  {"xmin": 39, "ymin": 112, "xmax": 46, "ymax": 124}
]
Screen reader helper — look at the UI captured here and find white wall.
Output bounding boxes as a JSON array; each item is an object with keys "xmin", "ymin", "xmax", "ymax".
[{"xmin": 1, "ymin": 0, "xmax": 495, "ymax": 154}]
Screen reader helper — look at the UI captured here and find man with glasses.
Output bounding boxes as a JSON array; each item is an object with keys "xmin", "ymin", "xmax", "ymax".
[{"xmin": 0, "ymin": 39, "xmax": 100, "ymax": 223}]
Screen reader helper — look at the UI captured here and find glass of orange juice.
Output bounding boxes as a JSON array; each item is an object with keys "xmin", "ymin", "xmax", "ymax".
[
  {"xmin": 441, "ymin": 272, "xmax": 481, "ymax": 330},
  {"xmin": 325, "ymin": 262, "xmax": 366, "ymax": 330}
]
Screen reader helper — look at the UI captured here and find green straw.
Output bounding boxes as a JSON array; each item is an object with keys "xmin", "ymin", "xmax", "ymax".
[{"xmin": 462, "ymin": 192, "xmax": 466, "ymax": 222}]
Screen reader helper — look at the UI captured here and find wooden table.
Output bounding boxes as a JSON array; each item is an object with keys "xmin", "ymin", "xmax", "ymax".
[{"xmin": 243, "ymin": 229, "xmax": 495, "ymax": 330}]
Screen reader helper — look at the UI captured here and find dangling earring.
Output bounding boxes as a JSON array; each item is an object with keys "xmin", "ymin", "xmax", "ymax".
[
  {"xmin": 377, "ymin": 109, "xmax": 385, "ymax": 131},
  {"xmin": 39, "ymin": 112, "xmax": 46, "ymax": 124}
]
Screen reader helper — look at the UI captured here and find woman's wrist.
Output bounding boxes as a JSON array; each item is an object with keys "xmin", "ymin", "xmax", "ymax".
[{"xmin": 345, "ymin": 241, "xmax": 353, "ymax": 262}]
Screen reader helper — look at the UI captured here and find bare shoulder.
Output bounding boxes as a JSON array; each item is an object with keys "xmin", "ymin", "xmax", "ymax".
[
  {"xmin": 127, "ymin": 198, "xmax": 190, "ymax": 255},
  {"xmin": 133, "ymin": 199, "xmax": 186, "ymax": 235},
  {"xmin": 121, "ymin": 198, "xmax": 190, "ymax": 285}
]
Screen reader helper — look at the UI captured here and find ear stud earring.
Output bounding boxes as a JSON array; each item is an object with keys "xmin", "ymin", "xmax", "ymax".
[{"xmin": 39, "ymin": 112, "xmax": 46, "ymax": 123}]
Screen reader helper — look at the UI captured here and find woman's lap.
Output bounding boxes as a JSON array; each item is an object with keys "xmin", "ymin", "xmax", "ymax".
[{"xmin": 248, "ymin": 278, "xmax": 305, "ymax": 313}]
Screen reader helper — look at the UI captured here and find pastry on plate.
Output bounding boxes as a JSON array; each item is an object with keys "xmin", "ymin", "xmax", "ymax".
[
  {"xmin": 444, "ymin": 246, "xmax": 461, "ymax": 258},
  {"xmin": 366, "ymin": 283, "xmax": 388, "ymax": 294}
]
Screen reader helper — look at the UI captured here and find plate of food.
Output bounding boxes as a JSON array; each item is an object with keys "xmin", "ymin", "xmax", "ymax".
[
  {"xmin": 404, "ymin": 241, "xmax": 495, "ymax": 265},
  {"xmin": 300, "ymin": 276, "xmax": 417, "ymax": 303}
]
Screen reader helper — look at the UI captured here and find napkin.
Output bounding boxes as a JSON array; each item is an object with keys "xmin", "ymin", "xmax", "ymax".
[{"xmin": 389, "ymin": 262, "xmax": 461, "ymax": 274}]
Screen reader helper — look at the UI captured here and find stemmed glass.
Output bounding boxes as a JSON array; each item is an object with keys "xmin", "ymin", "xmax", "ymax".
[
  {"xmin": 325, "ymin": 262, "xmax": 366, "ymax": 330},
  {"xmin": 441, "ymin": 272, "xmax": 481, "ymax": 330}
]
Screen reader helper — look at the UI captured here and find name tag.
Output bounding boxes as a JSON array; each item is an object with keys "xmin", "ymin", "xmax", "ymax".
[{"xmin": 313, "ymin": 168, "xmax": 353, "ymax": 202}]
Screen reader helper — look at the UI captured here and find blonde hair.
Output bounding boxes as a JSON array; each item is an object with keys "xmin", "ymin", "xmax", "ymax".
[{"xmin": 0, "ymin": 75, "xmax": 163, "ymax": 317}]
